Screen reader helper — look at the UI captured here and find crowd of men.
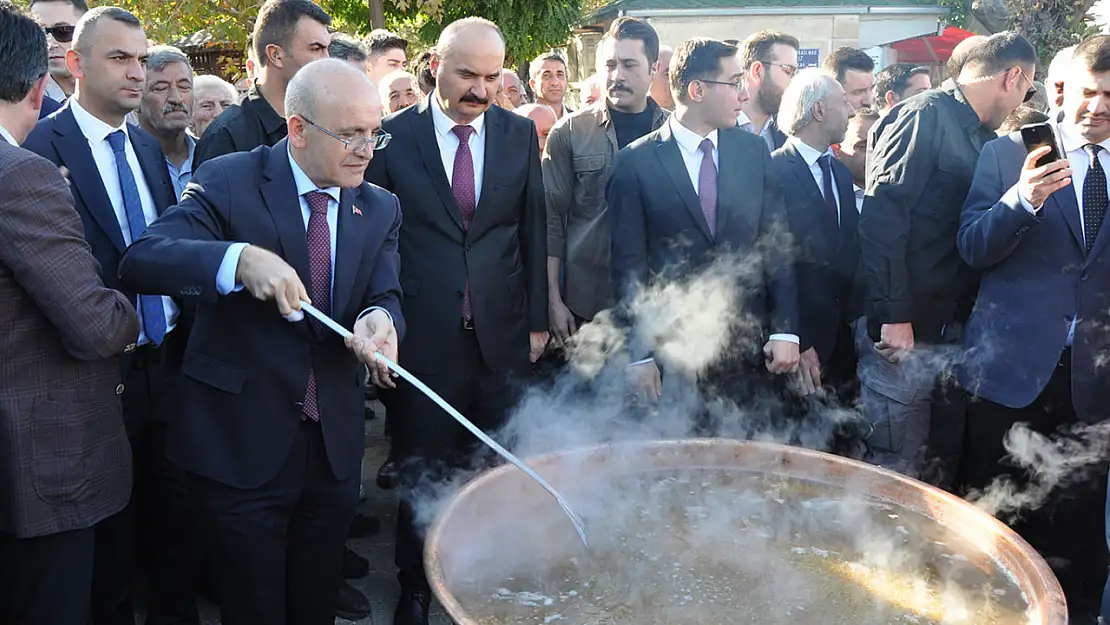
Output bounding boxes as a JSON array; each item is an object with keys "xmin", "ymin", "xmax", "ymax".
[{"xmin": 2, "ymin": 0, "xmax": 1110, "ymax": 624}]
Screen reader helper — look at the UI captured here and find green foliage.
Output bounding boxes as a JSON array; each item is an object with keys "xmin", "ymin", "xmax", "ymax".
[
  {"xmin": 1006, "ymin": 0, "xmax": 1099, "ymax": 76},
  {"xmin": 939, "ymin": 0, "xmax": 970, "ymax": 29}
]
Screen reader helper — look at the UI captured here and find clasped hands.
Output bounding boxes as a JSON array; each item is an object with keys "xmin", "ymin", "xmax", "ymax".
[
  {"xmin": 627, "ymin": 339, "xmax": 803, "ymax": 401},
  {"xmin": 235, "ymin": 245, "xmax": 398, "ymax": 388}
]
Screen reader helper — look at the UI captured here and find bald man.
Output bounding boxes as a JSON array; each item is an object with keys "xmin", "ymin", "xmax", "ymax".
[
  {"xmin": 1047, "ymin": 45, "xmax": 1076, "ymax": 111},
  {"xmin": 514, "ymin": 102, "xmax": 556, "ymax": 152},
  {"xmin": 119, "ymin": 59, "xmax": 404, "ymax": 625},
  {"xmin": 379, "ymin": 69, "xmax": 420, "ymax": 113},
  {"xmin": 365, "ymin": 17, "xmax": 547, "ymax": 625},
  {"xmin": 943, "ymin": 35, "xmax": 987, "ymax": 89},
  {"xmin": 649, "ymin": 44, "xmax": 674, "ymax": 110}
]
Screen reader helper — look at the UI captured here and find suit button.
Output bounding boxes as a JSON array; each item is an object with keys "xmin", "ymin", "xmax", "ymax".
[
  {"xmin": 1063, "ymin": 315, "xmax": 1072, "ymax": 322},
  {"xmin": 115, "ymin": 384, "xmax": 125, "ymax": 395},
  {"xmin": 455, "ymin": 290, "xmax": 463, "ymax": 296},
  {"xmin": 124, "ymin": 343, "xmax": 137, "ymax": 354},
  {"xmin": 465, "ymin": 245, "xmax": 472, "ymax": 253},
  {"xmin": 1081, "ymin": 273, "xmax": 1089, "ymax": 281}
]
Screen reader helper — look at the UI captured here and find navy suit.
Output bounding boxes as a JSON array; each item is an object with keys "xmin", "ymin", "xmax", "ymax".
[
  {"xmin": 118, "ymin": 139, "xmax": 404, "ymax": 624},
  {"xmin": 958, "ymin": 131, "xmax": 1110, "ymax": 618},
  {"xmin": 38, "ymin": 96, "xmax": 61, "ymax": 120}
]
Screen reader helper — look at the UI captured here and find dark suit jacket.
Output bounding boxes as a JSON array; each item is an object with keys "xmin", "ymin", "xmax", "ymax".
[
  {"xmin": 957, "ymin": 132, "xmax": 1110, "ymax": 422},
  {"xmin": 608, "ymin": 123, "xmax": 799, "ymax": 359},
  {"xmin": 0, "ymin": 136, "xmax": 139, "ymax": 538},
  {"xmin": 23, "ymin": 103, "xmax": 179, "ymax": 371},
  {"xmin": 118, "ymin": 140, "xmax": 404, "ymax": 488},
  {"xmin": 366, "ymin": 99, "xmax": 547, "ymax": 374},
  {"xmin": 38, "ymin": 96, "xmax": 61, "ymax": 119},
  {"xmin": 770, "ymin": 141, "xmax": 859, "ymax": 362}
]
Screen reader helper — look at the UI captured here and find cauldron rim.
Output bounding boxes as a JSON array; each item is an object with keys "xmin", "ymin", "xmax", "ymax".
[{"xmin": 424, "ymin": 438, "xmax": 1067, "ymax": 625}]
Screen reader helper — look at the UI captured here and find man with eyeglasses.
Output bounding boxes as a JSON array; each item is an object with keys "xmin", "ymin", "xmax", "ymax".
[
  {"xmin": 119, "ymin": 58, "xmax": 403, "ymax": 625},
  {"xmin": 856, "ymin": 32, "xmax": 1036, "ymax": 482},
  {"xmin": 735, "ymin": 30, "xmax": 798, "ymax": 151},
  {"xmin": 29, "ymin": 0, "xmax": 86, "ymax": 106}
]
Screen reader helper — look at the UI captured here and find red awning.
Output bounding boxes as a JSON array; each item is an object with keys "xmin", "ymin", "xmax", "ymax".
[{"xmin": 890, "ymin": 26, "xmax": 978, "ymax": 64}]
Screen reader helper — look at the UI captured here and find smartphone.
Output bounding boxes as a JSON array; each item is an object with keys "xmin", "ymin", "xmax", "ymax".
[{"xmin": 1020, "ymin": 122, "xmax": 1063, "ymax": 168}]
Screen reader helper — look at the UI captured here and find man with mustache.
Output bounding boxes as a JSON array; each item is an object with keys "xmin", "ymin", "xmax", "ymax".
[
  {"xmin": 138, "ymin": 46, "xmax": 196, "ymax": 200},
  {"xmin": 530, "ymin": 51, "xmax": 571, "ymax": 120},
  {"xmin": 365, "ymin": 17, "xmax": 548, "ymax": 625},
  {"xmin": 29, "ymin": 0, "xmax": 86, "ymax": 106},
  {"xmin": 543, "ymin": 17, "xmax": 669, "ymax": 344},
  {"xmin": 22, "ymin": 8, "xmax": 185, "ymax": 625},
  {"xmin": 959, "ymin": 35, "xmax": 1110, "ymax": 622},
  {"xmin": 736, "ymin": 30, "xmax": 798, "ymax": 151}
]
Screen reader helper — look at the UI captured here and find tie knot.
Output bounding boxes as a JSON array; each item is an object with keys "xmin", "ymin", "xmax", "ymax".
[
  {"xmin": 452, "ymin": 125, "xmax": 475, "ymax": 141},
  {"xmin": 304, "ymin": 190, "xmax": 330, "ymax": 215},
  {"xmin": 699, "ymin": 138, "xmax": 714, "ymax": 155},
  {"xmin": 1088, "ymin": 143, "xmax": 1104, "ymax": 158},
  {"xmin": 107, "ymin": 129, "xmax": 127, "ymax": 153}
]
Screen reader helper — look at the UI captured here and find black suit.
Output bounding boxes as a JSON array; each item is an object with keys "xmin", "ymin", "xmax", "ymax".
[
  {"xmin": 365, "ymin": 98, "xmax": 547, "ymax": 588},
  {"xmin": 770, "ymin": 141, "xmax": 859, "ymax": 389},
  {"xmin": 119, "ymin": 139, "xmax": 405, "ymax": 624},
  {"xmin": 23, "ymin": 104, "xmax": 196, "ymax": 625}
]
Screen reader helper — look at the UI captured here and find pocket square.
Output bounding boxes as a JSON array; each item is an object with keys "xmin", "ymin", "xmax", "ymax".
[{"xmin": 352, "ymin": 206, "xmax": 363, "ymax": 216}]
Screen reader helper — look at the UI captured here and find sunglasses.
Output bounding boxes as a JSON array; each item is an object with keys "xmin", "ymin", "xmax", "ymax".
[
  {"xmin": 1017, "ymin": 67, "xmax": 1036, "ymax": 103},
  {"xmin": 45, "ymin": 25, "xmax": 76, "ymax": 43}
]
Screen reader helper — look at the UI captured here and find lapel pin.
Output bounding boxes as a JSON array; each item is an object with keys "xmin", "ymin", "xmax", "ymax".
[{"xmin": 352, "ymin": 206, "xmax": 363, "ymax": 216}]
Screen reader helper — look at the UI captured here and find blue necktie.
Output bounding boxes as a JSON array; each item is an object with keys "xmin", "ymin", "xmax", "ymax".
[{"xmin": 107, "ymin": 130, "xmax": 166, "ymax": 345}]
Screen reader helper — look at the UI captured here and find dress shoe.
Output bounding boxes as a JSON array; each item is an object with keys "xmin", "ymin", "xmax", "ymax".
[
  {"xmin": 393, "ymin": 584, "xmax": 431, "ymax": 625},
  {"xmin": 335, "ymin": 580, "xmax": 371, "ymax": 621},
  {"xmin": 349, "ymin": 512, "xmax": 381, "ymax": 538},
  {"xmin": 342, "ymin": 546, "xmax": 369, "ymax": 579},
  {"xmin": 376, "ymin": 456, "xmax": 400, "ymax": 490}
]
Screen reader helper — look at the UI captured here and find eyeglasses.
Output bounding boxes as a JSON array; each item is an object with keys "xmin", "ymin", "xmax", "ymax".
[
  {"xmin": 763, "ymin": 61, "xmax": 798, "ymax": 77},
  {"xmin": 300, "ymin": 116, "xmax": 391, "ymax": 153},
  {"xmin": 700, "ymin": 79, "xmax": 745, "ymax": 91},
  {"xmin": 1016, "ymin": 67, "xmax": 1037, "ymax": 103},
  {"xmin": 44, "ymin": 25, "xmax": 75, "ymax": 43}
]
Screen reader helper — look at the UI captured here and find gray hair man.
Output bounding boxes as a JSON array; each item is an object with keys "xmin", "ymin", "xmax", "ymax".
[
  {"xmin": 137, "ymin": 45, "xmax": 195, "ymax": 199},
  {"xmin": 328, "ymin": 32, "xmax": 368, "ymax": 74},
  {"xmin": 191, "ymin": 74, "xmax": 237, "ymax": 137},
  {"xmin": 530, "ymin": 50, "xmax": 570, "ymax": 119},
  {"xmin": 500, "ymin": 68, "xmax": 526, "ymax": 107},
  {"xmin": 378, "ymin": 69, "xmax": 419, "ymax": 113},
  {"xmin": 772, "ymin": 68, "xmax": 858, "ymax": 396},
  {"xmin": 513, "ymin": 102, "xmax": 556, "ymax": 152}
]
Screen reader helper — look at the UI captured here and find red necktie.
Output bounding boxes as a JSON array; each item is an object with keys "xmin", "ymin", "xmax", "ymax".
[
  {"xmin": 302, "ymin": 190, "xmax": 332, "ymax": 421},
  {"xmin": 451, "ymin": 125, "xmax": 476, "ymax": 322}
]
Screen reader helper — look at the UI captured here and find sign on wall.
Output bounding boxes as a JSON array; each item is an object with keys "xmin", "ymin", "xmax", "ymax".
[{"xmin": 798, "ymin": 48, "xmax": 821, "ymax": 69}]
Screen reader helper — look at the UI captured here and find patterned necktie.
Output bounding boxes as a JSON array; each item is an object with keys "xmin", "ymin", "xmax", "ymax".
[
  {"xmin": 302, "ymin": 190, "xmax": 332, "ymax": 422},
  {"xmin": 1083, "ymin": 144, "xmax": 1107, "ymax": 252},
  {"xmin": 818, "ymin": 154, "xmax": 840, "ymax": 232},
  {"xmin": 697, "ymin": 138, "xmax": 717, "ymax": 237},
  {"xmin": 106, "ymin": 130, "xmax": 166, "ymax": 345},
  {"xmin": 451, "ymin": 125, "xmax": 476, "ymax": 321}
]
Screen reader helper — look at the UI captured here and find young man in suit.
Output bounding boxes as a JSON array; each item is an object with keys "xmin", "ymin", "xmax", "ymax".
[
  {"xmin": 608, "ymin": 37, "xmax": 800, "ymax": 406},
  {"xmin": 22, "ymin": 8, "xmax": 195, "ymax": 625},
  {"xmin": 771, "ymin": 69, "xmax": 859, "ymax": 398},
  {"xmin": 0, "ymin": 4, "xmax": 139, "ymax": 623},
  {"xmin": 119, "ymin": 59, "xmax": 403, "ymax": 625},
  {"xmin": 958, "ymin": 35, "xmax": 1110, "ymax": 621},
  {"xmin": 365, "ymin": 17, "xmax": 548, "ymax": 625},
  {"xmin": 735, "ymin": 30, "xmax": 798, "ymax": 151}
]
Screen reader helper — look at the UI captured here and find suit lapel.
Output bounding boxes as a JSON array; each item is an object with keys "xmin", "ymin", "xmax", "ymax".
[
  {"xmin": 784, "ymin": 143, "xmax": 826, "ymax": 211},
  {"xmin": 471, "ymin": 107, "xmax": 504, "ymax": 236},
  {"xmin": 1048, "ymin": 186, "xmax": 1085, "ymax": 255},
  {"xmin": 715, "ymin": 131, "xmax": 740, "ymax": 237},
  {"xmin": 52, "ymin": 107, "xmax": 127, "ymax": 253},
  {"xmin": 332, "ymin": 186, "xmax": 366, "ymax": 321},
  {"xmin": 834, "ymin": 159, "xmax": 858, "ymax": 251},
  {"xmin": 654, "ymin": 124, "xmax": 713, "ymax": 243},
  {"xmin": 127, "ymin": 125, "xmax": 174, "ymax": 214},
  {"xmin": 413, "ymin": 99, "xmax": 463, "ymax": 231},
  {"xmin": 260, "ymin": 139, "xmax": 314, "ymax": 302}
]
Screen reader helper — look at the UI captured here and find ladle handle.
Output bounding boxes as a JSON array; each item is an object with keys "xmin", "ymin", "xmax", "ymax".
[{"xmin": 299, "ymin": 301, "xmax": 590, "ymax": 549}]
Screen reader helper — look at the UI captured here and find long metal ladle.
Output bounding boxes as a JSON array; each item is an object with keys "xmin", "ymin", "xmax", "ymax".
[{"xmin": 299, "ymin": 301, "xmax": 590, "ymax": 550}]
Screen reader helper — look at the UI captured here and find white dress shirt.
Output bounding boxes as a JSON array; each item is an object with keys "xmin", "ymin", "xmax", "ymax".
[
  {"xmin": 736, "ymin": 110, "xmax": 776, "ymax": 151},
  {"xmin": 44, "ymin": 76, "xmax": 67, "ymax": 104},
  {"xmin": 0, "ymin": 123, "xmax": 16, "ymax": 146},
  {"xmin": 787, "ymin": 136, "xmax": 842, "ymax": 225},
  {"xmin": 70, "ymin": 98, "xmax": 179, "ymax": 345},
  {"xmin": 854, "ymin": 184, "xmax": 865, "ymax": 214},
  {"xmin": 429, "ymin": 95, "xmax": 486, "ymax": 205}
]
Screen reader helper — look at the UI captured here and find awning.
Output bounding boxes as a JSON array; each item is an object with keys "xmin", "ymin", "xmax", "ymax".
[{"xmin": 890, "ymin": 26, "xmax": 977, "ymax": 64}]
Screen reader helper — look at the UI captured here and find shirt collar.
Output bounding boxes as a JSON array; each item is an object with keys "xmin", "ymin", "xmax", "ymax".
[
  {"xmin": 287, "ymin": 146, "xmax": 341, "ymax": 205},
  {"xmin": 70, "ymin": 98, "xmax": 128, "ymax": 145},
  {"xmin": 247, "ymin": 82, "xmax": 286, "ymax": 135},
  {"xmin": 430, "ymin": 92, "xmax": 485, "ymax": 139},
  {"xmin": 669, "ymin": 116, "xmax": 718, "ymax": 154},
  {"xmin": 854, "ymin": 184, "xmax": 865, "ymax": 198},
  {"xmin": 44, "ymin": 76, "xmax": 67, "ymax": 103},
  {"xmin": 787, "ymin": 135, "xmax": 831, "ymax": 166},
  {"xmin": 1055, "ymin": 120, "xmax": 1110, "ymax": 155},
  {"xmin": 0, "ymin": 123, "xmax": 17, "ymax": 146}
]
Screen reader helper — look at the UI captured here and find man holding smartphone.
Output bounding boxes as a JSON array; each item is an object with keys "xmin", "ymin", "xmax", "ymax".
[{"xmin": 958, "ymin": 35, "xmax": 1110, "ymax": 622}]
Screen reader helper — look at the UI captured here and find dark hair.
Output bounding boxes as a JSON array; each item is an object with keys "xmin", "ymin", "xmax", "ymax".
[
  {"xmin": 822, "ymin": 47, "xmax": 875, "ymax": 83},
  {"xmin": 414, "ymin": 49, "xmax": 435, "ymax": 94},
  {"xmin": 28, "ymin": 0, "xmax": 87, "ymax": 13},
  {"xmin": 1073, "ymin": 35, "xmax": 1110, "ymax": 75},
  {"xmin": 946, "ymin": 35, "xmax": 985, "ymax": 78},
  {"xmin": 853, "ymin": 106, "xmax": 880, "ymax": 123},
  {"xmin": 328, "ymin": 32, "xmax": 367, "ymax": 63},
  {"xmin": 253, "ymin": 0, "xmax": 331, "ymax": 68},
  {"xmin": 529, "ymin": 51, "xmax": 567, "ymax": 79},
  {"xmin": 607, "ymin": 16, "xmax": 659, "ymax": 66},
  {"xmin": 0, "ymin": 1, "xmax": 49, "ymax": 104},
  {"xmin": 669, "ymin": 37, "xmax": 739, "ymax": 103},
  {"xmin": 366, "ymin": 29, "xmax": 407, "ymax": 57},
  {"xmin": 72, "ymin": 6, "xmax": 141, "ymax": 55},
  {"xmin": 998, "ymin": 105, "xmax": 1049, "ymax": 135},
  {"xmin": 962, "ymin": 31, "xmax": 1037, "ymax": 78},
  {"xmin": 737, "ymin": 30, "xmax": 800, "ymax": 71},
  {"xmin": 874, "ymin": 63, "xmax": 930, "ymax": 107}
]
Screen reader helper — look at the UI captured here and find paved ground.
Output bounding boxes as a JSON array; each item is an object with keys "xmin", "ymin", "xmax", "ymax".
[{"xmin": 197, "ymin": 401, "xmax": 454, "ymax": 624}]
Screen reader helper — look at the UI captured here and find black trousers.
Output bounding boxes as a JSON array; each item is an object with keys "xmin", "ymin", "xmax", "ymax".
[
  {"xmin": 189, "ymin": 420, "xmax": 359, "ymax": 625},
  {"xmin": 0, "ymin": 527, "xmax": 95, "ymax": 625},
  {"xmin": 385, "ymin": 327, "xmax": 519, "ymax": 588},
  {"xmin": 960, "ymin": 351, "xmax": 1108, "ymax": 623},
  {"xmin": 92, "ymin": 343, "xmax": 201, "ymax": 625}
]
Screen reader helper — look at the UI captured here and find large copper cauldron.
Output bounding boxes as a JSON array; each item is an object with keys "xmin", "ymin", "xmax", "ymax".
[{"xmin": 425, "ymin": 439, "xmax": 1067, "ymax": 625}]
